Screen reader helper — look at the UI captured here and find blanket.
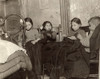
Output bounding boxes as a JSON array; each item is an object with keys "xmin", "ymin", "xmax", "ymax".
[{"xmin": 25, "ymin": 37, "xmax": 90, "ymax": 79}]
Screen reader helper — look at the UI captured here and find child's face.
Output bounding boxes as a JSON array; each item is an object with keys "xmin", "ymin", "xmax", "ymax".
[
  {"xmin": 45, "ymin": 23, "xmax": 52, "ymax": 31},
  {"xmin": 26, "ymin": 21, "xmax": 32, "ymax": 30},
  {"xmin": 71, "ymin": 22, "xmax": 80, "ymax": 31}
]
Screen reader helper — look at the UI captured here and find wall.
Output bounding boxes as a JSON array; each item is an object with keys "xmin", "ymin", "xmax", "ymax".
[
  {"xmin": 0, "ymin": 0, "xmax": 61, "ymax": 41},
  {"xmin": 0, "ymin": 0, "xmax": 60, "ymax": 29},
  {"xmin": 70, "ymin": 0, "xmax": 100, "ymax": 26},
  {"xmin": 0, "ymin": 0, "xmax": 20, "ymax": 17},
  {"xmin": 26, "ymin": 0, "xmax": 61, "ymax": 28},
  {"xmin": 2, "ymin": 0, "xmax": 100, "ymax": 34},
  {"xmin": 6, "ymin": 0, "xmax": 20, "ymax": 15},
  {"xmin": 0, "ymin": 1, "xmax": 4, "ymax": 17}
]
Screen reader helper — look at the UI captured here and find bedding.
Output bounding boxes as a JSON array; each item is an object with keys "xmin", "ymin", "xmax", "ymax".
[{"xmin": 25, "ymin": 37, "xmax": 90, "ymax": 79}]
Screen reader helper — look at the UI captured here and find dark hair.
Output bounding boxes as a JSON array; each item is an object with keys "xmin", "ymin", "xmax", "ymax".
[
  {"xmin": 71, "ymin": 17, "xmax": 82, "ymax": 31},
  {"xmin": 24, "ymin": 17, "xmax": 33, "ymax": 26},
  {"xmin": 88, "ymin": 16, "xmax": 100, "ymax": 23},
  {"xmin": 71, "ymin": 17, "xmax": 82, "ymax": 25},
  {"xmin": 42, "ymin": 21, "xmax": 53, "ymax": 30}
]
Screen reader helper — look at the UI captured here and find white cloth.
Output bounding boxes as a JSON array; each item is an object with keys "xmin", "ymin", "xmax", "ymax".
[{"xmin": 0, "ymin": 39, "xmax": 25, "ymax": 63}]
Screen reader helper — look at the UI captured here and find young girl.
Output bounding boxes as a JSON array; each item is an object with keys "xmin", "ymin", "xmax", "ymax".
[
  {"xmin": 18, "ymin": 17, "xmax": 40, "ymax": 47},
  {"xmin": 24, "ymin": 17, "xmax": 40, "ymax": 43},
  {"xmin": 68, "ymin": 18, "xmax": 90, "ymax": 78},
  {"xmin": 40, "ymin": 21, "xmax": 57, "ymax": 42},
  {"xmin": 68, "ymin": 17, "xmax": 86, "ymax": 40}
]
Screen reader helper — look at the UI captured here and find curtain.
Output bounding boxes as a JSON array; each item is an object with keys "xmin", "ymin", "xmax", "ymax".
[
  {"xmin": 59, "ymin": 0, "xmax": 70, "ymax": 36},
  {"xmin": 18, "ymin": 0, "xmax": 29, "ymax": 18}
]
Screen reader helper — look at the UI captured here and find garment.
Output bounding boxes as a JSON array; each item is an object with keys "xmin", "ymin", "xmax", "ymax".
[
  {"xmin": 25, "ymin": 29, "xmax": 39, "ymax": 43},
  {"xmin": 25, "ymin": 40, "xmax": 42, "ymax": 79},
  {"xmin": 0, "ymin": 39, "xmax": 33, "ymax": 79},
  {"xmin": 5, "ymin": 69, "xmax": 26, "ymax": 79},
  {"xmin": 40, "ymin": 29, "xmax": 56, "ymax": 42},
  {"xmin": 80, "ymin": 31, "xmax": 93, "ymax": 52},
  {"xmin": 80, "ymin": 26, "xmax": 90, "ymax": 34},
  {"xmin": 90, "ymin": 24, "xmax": 100, "ymax": 59},
  {"xmin": 25, "ymin": 37, "xmax": 89, "ymax": 79},
  {"xmin": 90, "ymin": 24, "xmax": 100, "ymax": 52},
  {"xmin": 0, "ymin": 39, "xmax": 26, "ymax": 63},
  {"xmin": 68, "ymin": 28, "xmax": 86, "ymax": 38},
  {"xmin": 69, "ymin": 27, "xmax": 91, "ymax": 52}
]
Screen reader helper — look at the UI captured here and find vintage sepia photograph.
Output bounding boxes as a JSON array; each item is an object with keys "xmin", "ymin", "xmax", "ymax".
[{"xmin": 0, "ymin": 0, "xmax": 99, "ymax": 79}]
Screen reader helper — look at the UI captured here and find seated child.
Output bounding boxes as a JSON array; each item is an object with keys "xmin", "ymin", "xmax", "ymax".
[
  {"xmin": 68, "ymin": 17, "xmax": 86, "ymax": 40},
  {"xmin": 66, "ymin": 18, "xmax": 90, "ymax": 79},
  {"xmin": 40, "ymin": 21, "xmax": 57, "ymax": 42},
  {"xmin": 23, "ymin": 17, "xmax": 40, "ymax": 45}
]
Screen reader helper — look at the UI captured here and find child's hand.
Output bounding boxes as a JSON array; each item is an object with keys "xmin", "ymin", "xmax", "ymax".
[
  {"xmin": 77, "ymin": 34, "xmax": 83, "ymax": 40},
  {"xmin": 68, "ymin": 36, "xmax": 77, "ymax": 40},
  {"xmin": 24, "ymin": 56, "xmax": 32, "ymax": 71},
  {"xmin": 31, "ymin": 38, "xmax": 40, "ymax": 44},
  {"xmin": 20, "ymin": 62, "xmax": 27, "ymax": 69}
]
